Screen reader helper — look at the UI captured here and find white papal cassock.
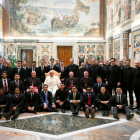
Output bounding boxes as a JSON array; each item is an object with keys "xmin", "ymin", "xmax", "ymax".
[{"xmin": 44, "ymin": 75, "xmax": 61, "ymax": 97}]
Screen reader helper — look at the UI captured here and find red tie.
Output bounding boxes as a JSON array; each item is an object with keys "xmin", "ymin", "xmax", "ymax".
[
  {"xmin": 61, "ymin": 67, "xmax": 63, "ymax": 73},
  {"xmin": 4, "ymin": 79, "xmax": 7, "ymax": 93},
  {"xmin": 16, "ymin": 81, "xmax": 18, "ymax": 87},
  {"xmin": 16, "ymin": 94, "xmax": 18, "ymax": 99},
  {"xmin": 88, "ymin": 94, "xmax": 91, "ymax": 107}
]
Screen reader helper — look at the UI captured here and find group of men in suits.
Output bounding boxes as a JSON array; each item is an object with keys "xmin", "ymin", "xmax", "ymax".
[{"xmin": 0, "ymin": 56, "xmax": 138, "ymax": 120}]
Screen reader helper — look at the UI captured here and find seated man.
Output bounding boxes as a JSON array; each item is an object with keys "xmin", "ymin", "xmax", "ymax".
[
  {"xmin": 67, "ymin": 86, "xmax": 82, "ymax": 116},
  {"xmin": 26, "ymin": 71, "xmax": 42, "ymax": 93},
  {"xmin": 54, "ymin": 83, "xmax": 69, "ymax": 113},
  {"xmin": 44, "ymin": 70, "xmax": 60, "ymax": 97},
  {"xmin": 39, "ymin": 84, "xmax": 57, "ymax": 112},
  {"xmin": 109, "ymin": 87, "xmax": 134, "ymax": 120},
  {"xmin": 25, "ymin": 86, "xmax": 40, "ymax": 113},
  {"xmin": 80, "ymin": 71, "xmax": 93, "ymax": 93},
  {"xmin": 0, "ymin": 71, "xmax": 11, "ymax": 95},
  {"xmin": 94, "ymin": 76, "xmax": 106, "ymax": 97},
  {"xmin": 10, "ymin": 73, "xmax": 24, "ymax": 95},
  {"xmin": 0, "ymin": 88, "xmax": 9, "ymax": 119},
  {"xmin": 83, "ymin": 87, "xmax": 96, "ymax": 118},
  {"xmin": 65, "ymin": 71, "xmax": 79, "ymax": 93},
  {"xmin": 96, "ymin": 86, "xmax": 111, "ymax": 116},
  {"xmin": 3, "ymin": 88, "xmax": 24, "ymax": 120}
]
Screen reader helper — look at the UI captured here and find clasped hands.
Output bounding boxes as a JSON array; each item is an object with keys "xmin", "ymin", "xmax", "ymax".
[
  {"xmin": 56, "ymin": 100, "xmax": 63, "ymax": 106},
  {"xmin": 43, "ymin": 103, "xmax": 56, "ymax": 109},
  {"xmin": 71, "ymin": 100, "xmax": 79, "ymax": 104},
  {"xmin": 101, "ymin": 101, "xmax": 109, "ymax": 105}
]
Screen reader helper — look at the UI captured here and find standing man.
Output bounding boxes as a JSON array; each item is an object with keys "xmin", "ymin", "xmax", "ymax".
[
  {"xmin": 133, "ymin": 61, "xmax": 140, "ymax": 111},
  {"xmin": 29, "ymin": 61, "xmax": 38, "ymax": 77},
  {"xmin": 119, "ymin": 59, "xmax": 125, "ymax": 70},
  {"xmin": 67, "ymin": 58, "xmax": 79, "ymax": 78},
  {"xmin": 85, "ymin": 57, "xmax": 91, "ymax": 70},
  {"xmin": 5, "ymin": 60, "xmax": 14, "ymax": 80},
  {"xmin": 0, "ymin": 58, "xmax": 6, "ymax": 79},
  {"xmin": 38, "ymin": 59, "xmax": 47, "ymax": 84},
  {"xmin": 89, "ymin": 58, "xmax": 101, "ymax": 84},
  {"xmin": 59, "ymin": 60, "xmax": 67, "ymax": 82},
  {"xmin": 22, "ymin": 61, "xmax": 30, "ymax": 80},
  {"xmin": 122, "ymin": 60, "xmax": 134, "ymax": 109},
  {"xmin": 54, "ymin": 59, "xmax": 60, "ymax": 68},
  {"xmin": 106, "ymin": 58, "xmax": 121, "ymax": 96},
  {"xmin": 13, "ymin": 61, "xmax": 25, "ymax": 82}
]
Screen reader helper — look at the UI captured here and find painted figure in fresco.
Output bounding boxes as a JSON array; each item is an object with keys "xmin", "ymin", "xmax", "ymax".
[
  {"xmin": 124, "ymin": 0, "xmax": 131, "ymax": 20},
  {"xmin": 109, "ymin": 8, "xmax": 113, "ymax": 29},
  {"xmin": 135, "ymin": 0, "xmax": 140, "ymax": 15},
  {"xmin": 116, "ymin": 2, "xmax": 121, "ymax": 25}
]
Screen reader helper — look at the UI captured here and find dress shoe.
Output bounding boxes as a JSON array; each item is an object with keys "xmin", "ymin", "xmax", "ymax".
[
  {"xmin": 113, "ymin": 114, "xmax": 119, "ymax": 120},
  {"xmin": 91, "ymin": 109, "xmax": 95, "ymax": 118},
  {"xmin": 102, "ymin": 111, "xmax": 105, "ymax": 116},
  {"xmin": 75, "ymin": 111, "xmax": 78, "ymax": 115},
  {"xmin": 106, "ymin": 111, "xmax": 110, "ymax": 116},
  {"xmin": 72, "ymin": 111, "xmax": 75, "ymax": 116},
  {"xmin": 62, "ymin": 109, "xmax": 65, "ymax": 113},
  {"xmin": 86, "ymin": 108, "xmax": 89, "ymax": 118},
  {"xmin": 0, "ymin": 114, "xmax": 2, "ymax": 119},
  {"xmin": 3, "ymin": 113, "xmax": 10, "ymax": 120},
  {"xmin": 127, "ymin": 114, "xmax": 134, "ymax": 120},
  {"xmin": 11, "ymin": 116, "xmax": 16, "ymax": 121},
  {"xmin": 52, "ymin": 109, "xmax": 58, "ymax": 112}
]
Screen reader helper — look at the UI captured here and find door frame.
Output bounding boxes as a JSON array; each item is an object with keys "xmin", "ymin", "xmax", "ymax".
[
  {"xmin": 17, "ymin": 45, "xmax": 37, "ymax": 62},
  {"xmin": 54, "ymin": 42, "xmax": 77, "ymax": 62}
]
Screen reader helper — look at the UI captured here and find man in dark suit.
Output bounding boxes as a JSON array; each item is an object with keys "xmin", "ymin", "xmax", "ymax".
[
  {"xmin": 22, "ymin": 61, "xmax": 30, "ymax": 80},
  {"xmin": 26, "ymin": 71, "xmax": 42, "ymax": 93},
  {"xmin": 119, "ymin": 59, "xmax": 125, "ymax": 70},
  {"xmin": 106, "ymin": 58, "xmax": 121, "ymax": 96},
  {"xmin": 25, "ymin": 86, "xmax": 40, "ymax": 113},
  {"xmin": 122, "ymin": 60, "xmax": 134, "ymax": 109},
  {"xmin": 94, "ymin": 76, "xmax": 106, "ymax": 97},
  {"xmin": 0, "ymin": 58, "xmax": 6, "ymax": 79},
  {"xmin": 38, "ymin": 59, "xmax": 48, "ymax": 83},
  {"xmin": 46, "ymin": 58, "xmax": 60, "ymax": 73},
  {"xmin": 96, "ymin": 86, "xmax": 111, "ymax": 116},
  {"xmin": 54, "ymin": 83, "xmax": 69, "ymax": 113},
  {"xmin": 39, "ymin": 84, "xmax": 57, "ymax": 112},
  {"xmin": 133, "ymin": 61, "xmax": 140, "ymax": 111},
  {"xmin": 85, "ymin": 57, "xmax": 91, "ymax": 70},
  {"xmin": 0, "ymin": 89, "xmax": 9, "ymax": 119},
  {"xmin": 76, "ymin": 62, "xmax": 87, "ymax": 81},
  {"xmin": 99, "ymin": 57, "xmax": 105, "ymax": 67},
  {"xmin": 10, "ymin": 73, "xmax": 24, "ymax": 95},
  {"xmin": 13, "ymin": 61, "xmax": 25, "ymax": 82},
  {"xmin": 29, "ymin": 61, "xmax": 38, "ymax": 77},
  {"xmin": 67, "ymin": 86, "xmax": 82, "ymax": 116},
  {"xmin": 59, "ymin": 60, "xmax": 67, "ymax": 82},
  {"xmin": 80, "ymin": 71, "xmax": 93, "ymax": 93},
  {"xmin": 0, "ymin": 71, "xmax": 11, "ymax": 95},
  {"xmin": 3, "ymin": 88, "xmax": 24, "ymax": 120},
  {"xmin": 83, "ymin": 87, "xmax": 96, "ymax": 118},
  {"xmin": 5, "ymin": 60, "xmax": 14, "ymax": 81},
  {"xmin": 67, "ymin": 58, "xmax": 79, "ymax": 77},
  {"xmin": 89, "ymin": 58, "xmax": 101, "ymax": 84},
  {"xmin": 108, "ymin": 87, "xmax": 134, "ymax": 120},
  {"xmin": 54, "ymin": 59, "xmax": 60, "ymax": 68},
  {"xmin": 65, "ymin": 71, "xmax": 79, "ymax": 93}
]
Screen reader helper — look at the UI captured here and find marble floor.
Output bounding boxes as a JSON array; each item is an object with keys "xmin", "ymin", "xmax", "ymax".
[{"xmin": 0, "ymin": 110, "xmax": 139, "ymax": 140}]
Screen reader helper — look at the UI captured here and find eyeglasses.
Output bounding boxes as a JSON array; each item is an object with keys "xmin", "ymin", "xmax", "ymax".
[{"xmin": 111, "ymin": 61, "xmax": 114, "ymax": 62}]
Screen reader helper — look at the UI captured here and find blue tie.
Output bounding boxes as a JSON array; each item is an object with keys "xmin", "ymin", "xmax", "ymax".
[
  {"xmin": 45, "ymin": 92, "xmax": 48, "ymax": 106},
  {"xmin": 0, "ymin": 65, "xmax": 1, "ymax": 69}
]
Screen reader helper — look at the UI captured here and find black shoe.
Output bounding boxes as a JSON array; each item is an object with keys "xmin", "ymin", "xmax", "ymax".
[
  {"xmin": 106, "ymin": 111, "xmax": 110, "ymax": 116},
  {"xmin": 62, "ymin": 109, "xmax": 65, "ymax": 113},
  {"xmin": 11, "ymin": 116, "xmax": 16, "ymax": 121},
  {"xmin": 52, "ymin": 109, "xmax": 58, "ymax": 112},
  {"xmin": 113, "ymin": 114, "xmax": 119, "ymax": 120},
  {"xmin": 127, "ymin": 114, "xmax": 134, "ymax": 120},
  {"xmin": 72, "ymin": 111, "xmax": 75, "ymax": 116},
  {"xmin": 102, "ymin": 111, "xmax": 105, "ymax": 116},
  {"xmin": 3, "ymin": 113, "xmax": 10, "ymax": 120},
  {"xmin": 33, "ymin": 110, "xmax": 37, "ymax": 114},
  {"xmin": 75, "ymin": 111, "xmax": 78, "ymax": 115},
  {"xmin": 0, "ymin": 114, "xmax": 2, "ymax": 119}
]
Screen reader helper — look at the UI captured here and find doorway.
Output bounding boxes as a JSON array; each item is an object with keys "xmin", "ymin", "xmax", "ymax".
[
  {"xmin": 57, "ymin": 46, "xmax": 72, "ymax": 66},
  {"xmin": 21, "ymin": 49, "xmax": 33, "ymax": 67}
]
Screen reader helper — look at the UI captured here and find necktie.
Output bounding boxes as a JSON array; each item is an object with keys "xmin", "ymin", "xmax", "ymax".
[
  {"xmin": 16, "ymin": 81, "xmax": 18, "ymax": 87},
  {"xmin": 18, "ymin": 68, "xmax": 20, "ymax": 73},
  {"xmin": 119, "ymin": 96, "xmax": 121, "ymax": 104},
  {"xmin": 74, "ymin": 93, "xmax": 76, "ymax": 100},
  {"xmin": 88, "ymin": 94, "xmax": 91, "ymax": 107},
  {"xmin": 4, "ymin": 79, "xmax": 7, "ymax": 93},
  {"xmin": 41, "ymin": 67, "xmax": 43, "ymax": 73},
  {"xmin": 45, "ymin": 92, "xmax": 48, "ymax": 106},
  {"xmin": 99, "ymin": 84, "xmax": 101, "ymax": 91},
  {"xmin": 0, "ymin": 65, "xmax": 1, "ymax": 69},
  {"xmin": 31, "ymin": 93, "xmax": 34, "ymax": 107},
  {"xmin": 16, "ymin": 94, "xmax": 18, "ymax": 99},
  {"xmin": 61, "ymin": 67, "xmax": 63, "ymax": 73}
]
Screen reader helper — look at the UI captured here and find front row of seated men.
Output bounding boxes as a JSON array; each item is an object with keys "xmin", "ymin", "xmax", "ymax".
[{"xmin": 0, "ymin": 82, "xmax": 134, "ymax": 121}]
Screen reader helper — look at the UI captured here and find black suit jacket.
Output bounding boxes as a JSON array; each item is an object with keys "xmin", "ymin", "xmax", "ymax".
[
  {"xmin": 10, "ymin": 93, "xmax": 24, "ymax": 108},
  {"xmin": 109, "ymin": 94, "xmax": 128, "ymax": 107},
  {"xmin": 0, "ymin": 65, "xmax": 6, "ymax": 79},
  {"xmin": 26, "ymin": 77, "xmax": 42, "ymax": 92},
  {"xmin": 67, "ymin": 64, "xmax": 79, "ymax": 77},
  {"xmin": 13, "ymin": 67, "xmax": 25, "ymax": 81},
  {"xmin": 46, "ymin": 65, "xmax": 60, "ymax": 73},
  {"xmin": 122, "ymin": 67, "xmax": 134, "ymax": 86},
  {"xmin": 67, "ymin": 92, "xmax": 82, "ymax": 103},
  {"xmin": 0, "ymin": 94, "xmax": 9, "ymax": 107},
  {"xmin": 89, "ymin": 64, "xmax": 101, "ymax": 83},
  {"xmin": 101, "ymin": 65, "xmax": 109, "ymax": 82},
  {"xmin": 96, "ymin": 92, "xmax": 111, "ymax": 103},
  {"xmin": 106, "ymin": 65, "xmax": 121, "ymax": 86},
  {"xmin": 26, "ymin": 92, "xmax": 39, "ymax": 108},
  {"xmin": 29, "ymin": 67, "xmax": 38, "ymax": 77},
  {"xmin": 0, "ymin": 78, "xmax": 11, "ymax": 93},
  {"xmin": 133, "ymin": 67, "xmax": 140, "ymax": 88},
  {"xmin": 85, "ymin": 63, "xmax": 91, "ymax": 70},
  {"xmin": 5, "ymin": 67, "xmax": 14, "ymax": 80},
  {"xmin": 38, "ymin": 66, "xmax": 47, "ymax": 82},
  {"xmin": 76, "ymin": 68, "xmax": 88, "ymax": 80},
  {"xmin": 80, "ymin": 77, "xmax": 93, "ymax": 91},
  {"xmin": 54, "ymin": 89, "xmax": 68, "ymax": 103},
  {"xmin": 23, "ymin": 67, "xmax": 30, "ymax": 80},
  {"xmin": 10, "ymin": 80, "xmax": 24, "ymax": 95},
  {"xmin": 39, "ymin": 90, "xmax": 54, "ymax": 106},
  {"xmin": 59, "ymin": 66, "xmax": 67, "ymax": 80}
]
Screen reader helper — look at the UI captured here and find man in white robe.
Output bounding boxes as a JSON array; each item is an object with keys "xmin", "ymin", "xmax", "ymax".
[{"xmin": 44, "ymin": 70, "xmax": 61, "ymax": 97}]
